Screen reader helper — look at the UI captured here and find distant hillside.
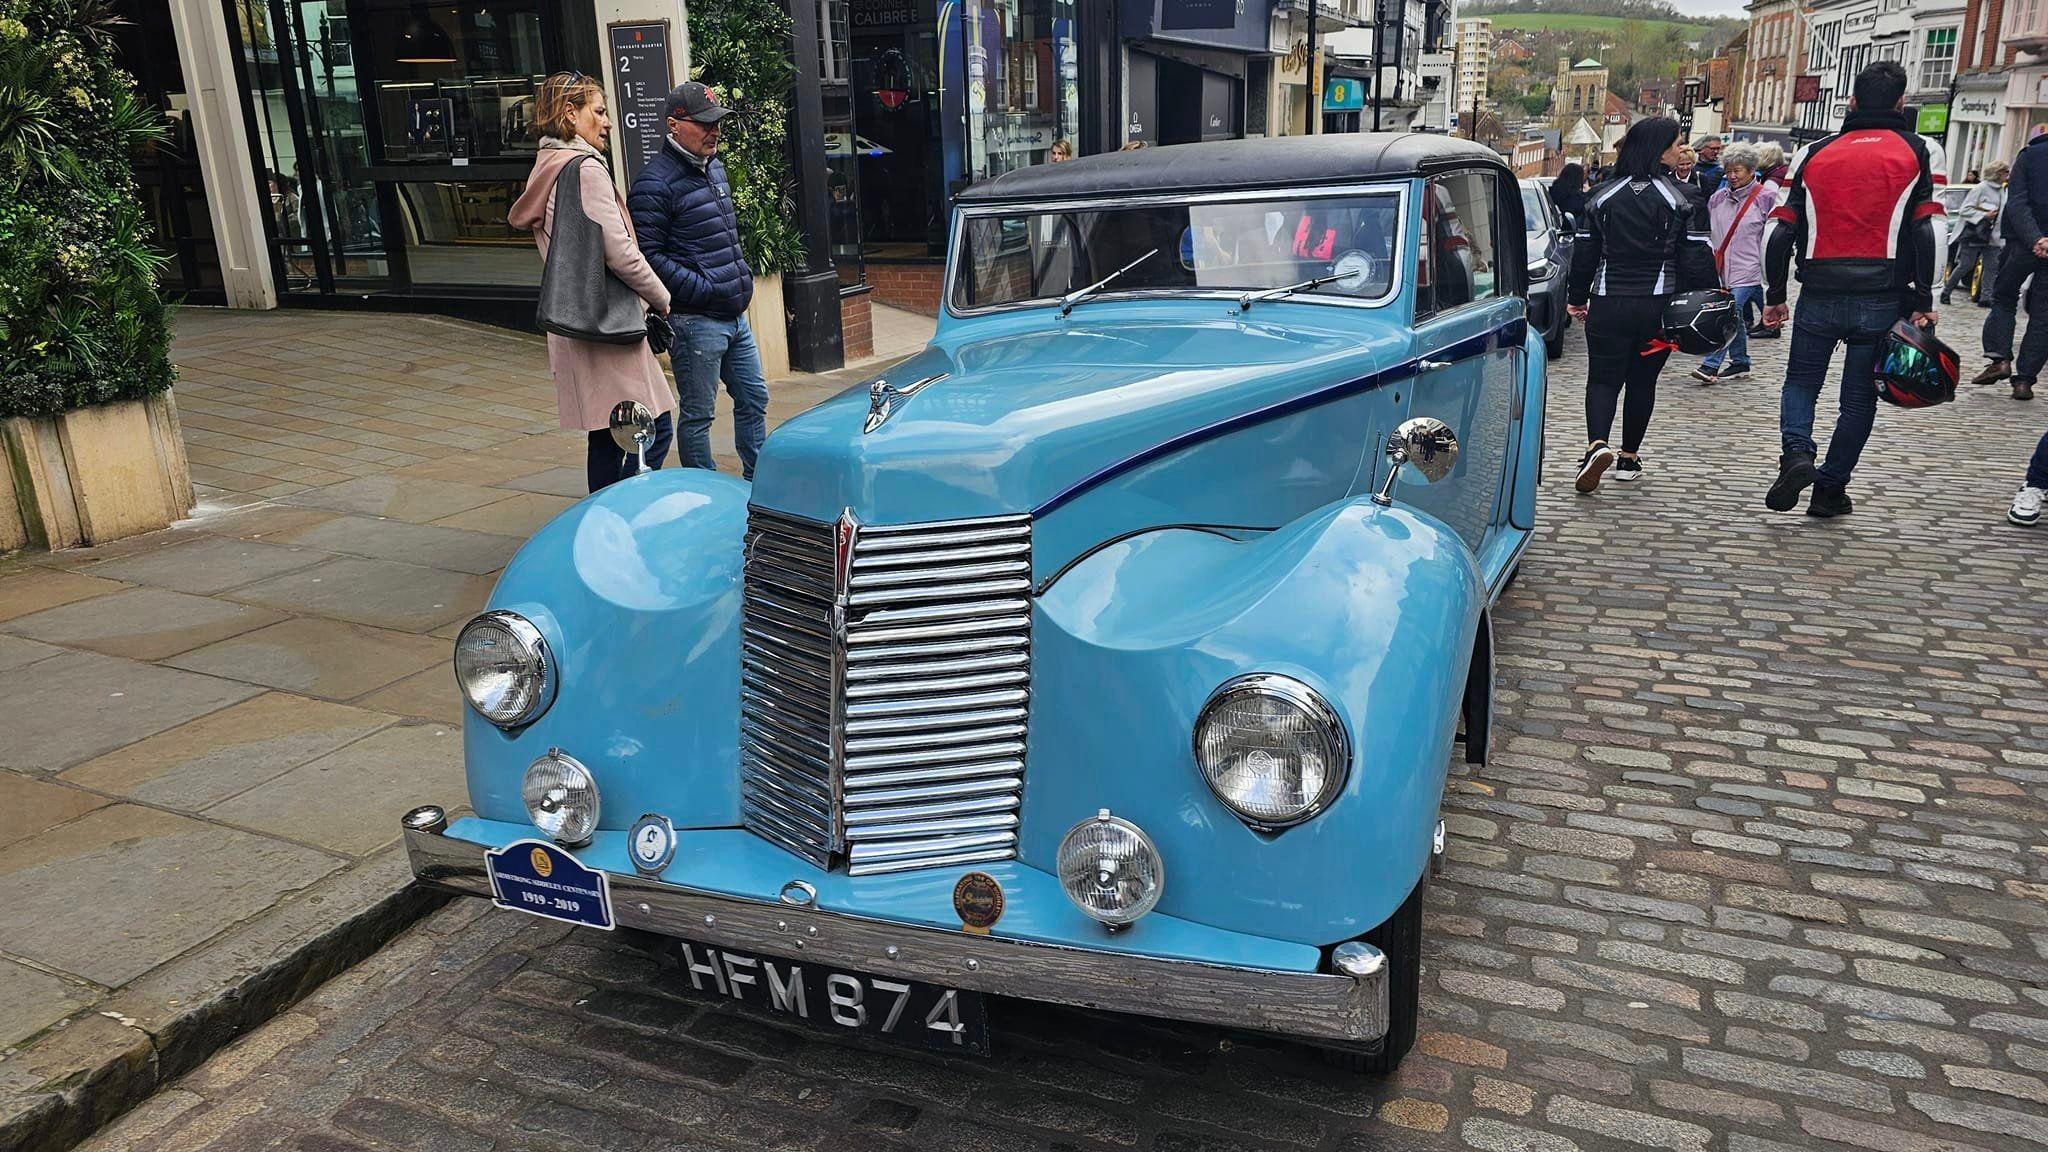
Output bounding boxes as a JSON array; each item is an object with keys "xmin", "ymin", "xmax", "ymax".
[{"xmin": 1483, "ymin": 12, "xmax": 1716, "ymax": 37}]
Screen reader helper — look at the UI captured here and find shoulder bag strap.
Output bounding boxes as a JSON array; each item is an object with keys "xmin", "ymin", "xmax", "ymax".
[{"xmin": 1715, "ymin": 182, "xmax": 1766, "ymax": 271}]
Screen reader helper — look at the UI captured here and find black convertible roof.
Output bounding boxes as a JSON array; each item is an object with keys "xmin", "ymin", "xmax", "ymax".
[{"xmin": 955, "ymin": 133, "xmax": 1510, "ymax": 204}]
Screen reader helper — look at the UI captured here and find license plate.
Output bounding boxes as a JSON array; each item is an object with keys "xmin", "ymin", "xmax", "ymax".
[
  {"xmin": 662, "ymin": 937, "xmax": 989, "ymax": 1054},
  {"xmin": 486, "ymin": 839, "xmax": 614, "ymax": 930}
]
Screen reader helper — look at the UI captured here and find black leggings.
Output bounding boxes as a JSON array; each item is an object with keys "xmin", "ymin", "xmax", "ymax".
[{"xmin": 1584, "ymin": 293, "xmax": 1673, "ymax": 454}]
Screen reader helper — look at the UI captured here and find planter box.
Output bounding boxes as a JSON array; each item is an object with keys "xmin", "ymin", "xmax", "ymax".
[
  {"xmin": 1, "ymin": 391, "xmax": 194, "ymax": 553},
  {"xmin": 745, "ymin": 271, "xmax": 792, "ymax": 379}
]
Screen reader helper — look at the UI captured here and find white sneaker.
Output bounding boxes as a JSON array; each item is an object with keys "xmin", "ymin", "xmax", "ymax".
[{"xmin": 2011, "ymin": 486, "xmax": 2046, "ymax": 527}]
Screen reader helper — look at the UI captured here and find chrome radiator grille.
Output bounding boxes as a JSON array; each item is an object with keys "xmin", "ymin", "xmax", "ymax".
[{"xmin": 737, "ymin": 509, "xmax": 1033, "ymax": 875}]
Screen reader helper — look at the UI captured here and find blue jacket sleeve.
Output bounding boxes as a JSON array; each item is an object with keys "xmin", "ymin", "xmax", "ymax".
[{"xmin": 628, "ymin": 168, "xmax": 718, "ymax": 312}]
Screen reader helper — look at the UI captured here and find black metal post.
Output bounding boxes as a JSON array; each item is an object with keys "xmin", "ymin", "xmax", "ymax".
[
  {"xmin": 1306, "ymin": 0, "xmax": 1319, "ymax": 135},
  {"xmin": 1370, "ymin": 0, "xmax": 1383, "ymax": 132},
  {"xmin": 784, "ymin": 0, "xmax": 844, "ymax": 373}
]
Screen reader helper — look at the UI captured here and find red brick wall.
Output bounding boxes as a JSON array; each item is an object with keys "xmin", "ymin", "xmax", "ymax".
[
  {"xmin": 865, "ymin": 261, "xmax": 943, "ymax": 316},
  {"xmin": 840, "ymin": 290, "xmax": 873, "ymax": 363}
]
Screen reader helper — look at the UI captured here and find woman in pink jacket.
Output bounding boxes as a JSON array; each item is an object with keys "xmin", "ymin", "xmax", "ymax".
[
  {"xmin": 1691, "ymin": 142, "xmax": 1777, "ymax": 385},
  {"xmin": 509, "ymin": 73, "xmax": 674, "ymax": 493}
]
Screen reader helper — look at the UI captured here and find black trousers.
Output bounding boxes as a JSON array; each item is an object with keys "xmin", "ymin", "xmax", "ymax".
[
  {"xmin": 586, "ymin": 410, "xmax": 674, "ymax": 494},
  {"xmin": 1584, "ymin": 293, "xmax": 1673, "ymax": 454}
]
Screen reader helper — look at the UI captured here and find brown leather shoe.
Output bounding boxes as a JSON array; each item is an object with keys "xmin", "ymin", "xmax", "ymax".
[
  {"xmin": 1974, "ymin": 359, "xmax": 2013, "ymax": 386},
  {"xmin": 2016, "ymin": 379, "xmax": 2037, "ymax": 401}
]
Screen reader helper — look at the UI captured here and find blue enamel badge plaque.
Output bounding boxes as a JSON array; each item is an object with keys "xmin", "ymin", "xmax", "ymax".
[{"xmin": 486, "ymin": 839, "xmax": 614, "ymax": 930}]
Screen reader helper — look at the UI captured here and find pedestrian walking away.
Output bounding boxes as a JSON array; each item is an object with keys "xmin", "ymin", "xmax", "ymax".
[
  {"xmin": 1566, "ymin": 116, "xmax": 1718, "ymax": 493},
  {"xmin": 1548, "ymin": 162, "xmax": 1588, "ymax": 222},
  {"xmin": 630, "ymin": 81, "xmax": 770, "ymax": 479},
  {"xmin": 1976, "ymin": 129, "xmax": 2048, "ymax": 401},
  {"xmin": 1943, "ymin": 162, "xmax": 2007, "ymax": 308},
  {"xmin": 508, "ymin": 72, "xmax": 676, "ymax": 495},
  {"xmin": 1761, "ymin": 60, "xmax": 1941, "ymax": 518},
  {"xmin": 1693, "ymin": 143, "xmax": 1776, "ymax": 385}
]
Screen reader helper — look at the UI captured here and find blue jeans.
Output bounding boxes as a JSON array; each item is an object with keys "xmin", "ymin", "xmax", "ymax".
[
  {"xmin": 1780, "ymin": 291, "xmax": 1897, "ymax": 489},
  {"xmin": 2029, "ymin": 430, "xmax": 2048, "ymax": 490},
  {"xmin": 1702, "ymin": 284, "xmax": 1763, "ymax": 371},
  {"xmin": 671, "ymin": 314, "xmax": 769, "ymax": 479}
]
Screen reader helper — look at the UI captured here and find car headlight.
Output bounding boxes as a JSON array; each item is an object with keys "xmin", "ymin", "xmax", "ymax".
[
  {"xmin": 454, "ymin": 611, "xmax": 556, "ymax": 727},
  {"xmin": 522, "ymin": 749, "xmax": 599, "ymax": 845},
  {"xmin": 1057, "ymin": 810, "xmax": 1164, "ymax": 928},
  {"xmin": 1194, "ymin": 673, "xmax": 1350, "ymax": 829}
]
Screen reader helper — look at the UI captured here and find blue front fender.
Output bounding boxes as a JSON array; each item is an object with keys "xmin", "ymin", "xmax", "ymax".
[
  {"xmin": 465, "ymin": 470, "xmax": 750, "ymax": 831},
  {"xmin": 1023, "ymin": 497, "xmax": 1485, "ymax": 946}
]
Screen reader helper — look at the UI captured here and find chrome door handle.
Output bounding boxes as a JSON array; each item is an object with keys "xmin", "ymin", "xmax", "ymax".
[{"xmin": 1418, "ymin": 358, "xmax": 1453, "ymax": 371}]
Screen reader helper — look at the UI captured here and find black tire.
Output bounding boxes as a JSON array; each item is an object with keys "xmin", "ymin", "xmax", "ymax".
[
  {"xmin": 1545, "ymin": 330, "xmax": 1565, "ymax": 360},
  {"xmin": 1317, "ymin": 877, "xmax": 1425, "ymax": 1074}
]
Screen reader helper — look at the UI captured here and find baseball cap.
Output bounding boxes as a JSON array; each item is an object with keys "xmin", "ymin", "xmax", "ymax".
[{"xmin": 666, "ymin": 81, "xmax": 733, "ymax": 124}]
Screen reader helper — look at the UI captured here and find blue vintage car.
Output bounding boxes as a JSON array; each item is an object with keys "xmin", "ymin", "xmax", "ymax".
[{"xmin": 404, "ymin": 133, "xmax": 1544, "ymax": 1071}]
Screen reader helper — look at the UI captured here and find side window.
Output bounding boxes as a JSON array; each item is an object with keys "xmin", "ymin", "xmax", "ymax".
[{"xmin": 1418, "ymin": 171, "xmax": 1501, "ymax": 317}]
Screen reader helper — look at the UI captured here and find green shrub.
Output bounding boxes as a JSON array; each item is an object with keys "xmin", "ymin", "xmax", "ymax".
[
  {"xmin": 687, "ymin": 0, "xmax": 805, "ymax": 276},
  {"xmin": 0, "ymin": 0, "xmax": 173, "ymax": 420}
]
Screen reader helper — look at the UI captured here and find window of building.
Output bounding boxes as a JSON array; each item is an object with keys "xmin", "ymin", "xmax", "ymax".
[
  {"xmin": 2010, "ymin": 0, "xmax": 2043, "ymax": 38},
  {"xmin": 1921, "ymin": 27, "xmax": 1958, "ymax": 89}
]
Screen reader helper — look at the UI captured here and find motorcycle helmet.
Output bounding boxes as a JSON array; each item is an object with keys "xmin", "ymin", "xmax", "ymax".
[
  {"xmin": 1875, "ymin": 320, "xmax": 1960, "ymax": 408},
  {"xmin": 1659, "ymin": 289, "xmax": 1739, "ymax": 356}
]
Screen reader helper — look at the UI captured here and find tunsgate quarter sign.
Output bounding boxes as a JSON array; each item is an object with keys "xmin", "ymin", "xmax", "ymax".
[{"xmin": 609, "ymin": 22, "xmax": 674, "ymax": 185}]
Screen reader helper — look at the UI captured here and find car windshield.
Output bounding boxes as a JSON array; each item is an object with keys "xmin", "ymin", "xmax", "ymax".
[
  {"xmin": 952, "ymin": 191, "xmax": 1402, "ymax": 311},
  {"xmin": 1520, "ymin": 185, "xmax": 1550, "ymax": 237}
]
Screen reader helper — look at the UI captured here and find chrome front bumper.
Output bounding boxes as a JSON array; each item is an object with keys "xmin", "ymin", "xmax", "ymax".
[{"xmin": 403, "ymin": 822, "xmax": 1390, "ymax": 1045}]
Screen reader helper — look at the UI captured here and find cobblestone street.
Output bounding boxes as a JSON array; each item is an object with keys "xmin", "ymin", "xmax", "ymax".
[{"xmin": 74, "ymin": 302, "xmax": 2048, "ymax": 1152}]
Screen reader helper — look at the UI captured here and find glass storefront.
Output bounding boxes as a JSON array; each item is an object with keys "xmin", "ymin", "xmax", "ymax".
[
  {"xmin": 223, "ymin": 0, "xmax": 595, "ymax": 303},
  {"xmin": 817, "ymin": 0, "xmax": 1080, "ymax": 294},
  {"xmin": 116, "ymin": 0, "xmax": 225, "ymax": 299}
]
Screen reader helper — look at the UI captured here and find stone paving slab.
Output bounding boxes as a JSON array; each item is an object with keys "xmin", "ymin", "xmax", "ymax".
[
  {"xmin": 79, "ymin": 536, "xmax": 330, "ymax": 595},
  {"xmin": 221, "ymin": 556, "xmax": 492, "ymax": 633},
  {"xmin": 1, "ymin": 588, "xmax": 284, "ymax": 662},
  {"xmin": 0, "ymin": 650, "xmax": 263, "ymax": 771},
  {"xmin": 164, "ymin": 617, "xmax": 451, "ymax": 701}
]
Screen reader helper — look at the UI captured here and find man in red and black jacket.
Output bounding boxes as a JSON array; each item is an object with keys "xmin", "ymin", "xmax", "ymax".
[{"xmin": 1760, "ymin": 61, "xmax": 1940, "ymax": 518}]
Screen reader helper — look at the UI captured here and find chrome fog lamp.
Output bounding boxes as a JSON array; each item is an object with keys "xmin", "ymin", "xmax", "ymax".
[
  {"xmin": 455, "ymin": 611, "xmax": 556, "ymax": 728},
  {"xmin": 1057, "ymin": 810, "xmax": 1164, "ymax": 928},
  {"xmin": 1194, "ymin": 673, "xmax": 1350, "ymax": 829},
  {"xmin": 522, "ymin": 749, "xmax": 599, "ymax": 846}
]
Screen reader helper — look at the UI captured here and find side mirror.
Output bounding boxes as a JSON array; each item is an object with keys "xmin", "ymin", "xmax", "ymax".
[
  {"xmin": 608, "ymin": 400, "xmax": 656, "ymax": 475},
  {"xmin": 1371, "ymin": 416, "xmax": 1459, "ymax": 507},
  {"xmin": 1562, "ymin": 212, "xmax": 1579, "ymax": 232}
]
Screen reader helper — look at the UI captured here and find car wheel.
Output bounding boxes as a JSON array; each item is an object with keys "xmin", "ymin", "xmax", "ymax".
[{"xmin": 1316, "ymin": 877, "xmax": 1424, "ymax": 1074}]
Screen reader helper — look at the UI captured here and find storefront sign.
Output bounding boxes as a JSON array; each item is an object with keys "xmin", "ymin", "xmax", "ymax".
[
  {"xmin": 1916, "ymin": 105, "xmax": 1950, "ymax": 134},
  {"xmin": 608, "ymin": 22, "xmax": 673, "ymax": 185},
  {"xmin": 1163, "ymin": 0, "xmax": 1245, "ymax": 30},
  {"xmin": 850, "ymin": 0, "xmax": 918, "ymax": 28},
  {"xmin": 1793, "ymin": 74, "xmax": 1821, "ymax": 104},
  {"xmin": 1953, "ymin": 93, "xmax": 2002, "ymax": 123},
  {"xmin": 1324, "ymin": 77, "xmax": 1364, "ymax": 111}
]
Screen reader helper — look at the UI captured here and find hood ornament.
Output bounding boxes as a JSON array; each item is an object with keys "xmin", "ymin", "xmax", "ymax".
[{"xmin": 863, "ymin": 372, "xmax": 949, "ymax": 434}]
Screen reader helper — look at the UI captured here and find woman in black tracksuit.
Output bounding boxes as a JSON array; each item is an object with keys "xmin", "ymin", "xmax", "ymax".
[{"xmin": 1565, "ymin": 117, "xmax": 1719, "ymax": 492}]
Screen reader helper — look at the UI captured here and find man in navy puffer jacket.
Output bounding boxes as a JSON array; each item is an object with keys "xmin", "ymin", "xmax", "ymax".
[{"xmin": 630, "ymin": 82, "xmax": 767, "ymax": 478}]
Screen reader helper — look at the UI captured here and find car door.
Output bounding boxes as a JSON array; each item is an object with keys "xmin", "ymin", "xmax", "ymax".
[{"xmin": 1399, "ymin": 168, "xmax": 1523, "ymax": 557}]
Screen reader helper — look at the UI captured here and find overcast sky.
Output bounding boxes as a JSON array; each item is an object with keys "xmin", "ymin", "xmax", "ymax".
[{"xmin": 1683, "ymin": 0, "xmax": 1753, "ymax": 15}]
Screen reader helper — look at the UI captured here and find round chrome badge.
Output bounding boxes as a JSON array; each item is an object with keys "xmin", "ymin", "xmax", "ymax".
[
  {"xmin": 628, "ymin": 813, "xmax": 677, "ymax": 877},
  {"xmin": 953, "ymin": 871, "xmax": 1005, "ymax": 933}
]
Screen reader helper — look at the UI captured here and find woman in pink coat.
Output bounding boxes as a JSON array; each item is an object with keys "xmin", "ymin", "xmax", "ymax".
[{"xmin": 509, "ymin": 73, "xmax": 674, "ymax": 493}]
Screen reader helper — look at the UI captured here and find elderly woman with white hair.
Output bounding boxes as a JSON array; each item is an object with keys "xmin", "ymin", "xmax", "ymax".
[
  {"xmin": 1692, "ymin": 142, "xmax": 1778, "ymax": 383},
  {"xmin": 1944, "ymin": 161, "xmax": 2009, "ymax": 306}
]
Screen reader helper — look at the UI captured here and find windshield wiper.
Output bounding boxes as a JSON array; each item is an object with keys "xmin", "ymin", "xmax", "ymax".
[
  {"xmin": 1060, "ymin": 248, "xmax": 1159, "ymax": 316},
  {"xmin": 1236, "ymin": 273, "xmax": 1346, "ymax": 313}
]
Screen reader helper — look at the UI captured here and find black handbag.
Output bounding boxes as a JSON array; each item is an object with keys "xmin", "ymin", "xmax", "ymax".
[{"xmin": 535, "ymin": 154, "xmax": 648, "ymax": 345}]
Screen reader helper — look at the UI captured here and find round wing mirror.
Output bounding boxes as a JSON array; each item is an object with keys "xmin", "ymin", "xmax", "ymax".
[
  {"xmin": 1371, "ymin": 416, "xmax": 1459, "ymax": 507},
  {"xmin": 608, "ymin": 401, "xmax": 656, "ymax": 453},
  {"xmin": 1390, "ymin": 416, "xmax": 1459, "ymax": 482}
]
